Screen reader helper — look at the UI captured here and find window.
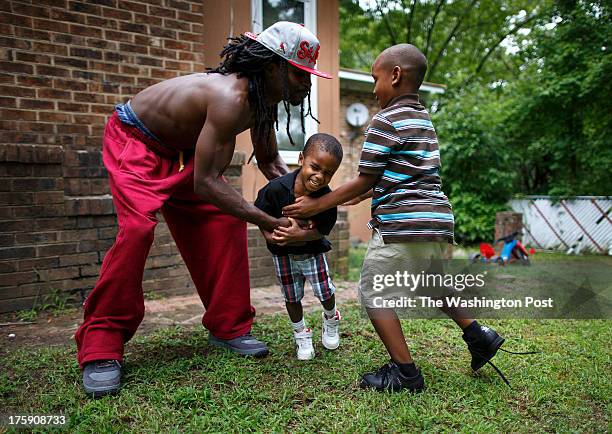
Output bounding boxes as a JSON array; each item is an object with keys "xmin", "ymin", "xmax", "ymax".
[{"xmin": 251, "ymin": 0, "xmax": 318, "ymax": 164}]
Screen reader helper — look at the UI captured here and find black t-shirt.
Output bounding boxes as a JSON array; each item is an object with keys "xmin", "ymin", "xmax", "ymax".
[{"xmin": 254, "ymin": 169, "xmax": 337, "ymax": 256}]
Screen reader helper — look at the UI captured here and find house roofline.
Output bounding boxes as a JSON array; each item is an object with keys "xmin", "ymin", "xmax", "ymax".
[{"xmin": 339, "ymin": 68, "xmax": 446, "ymax": 94}]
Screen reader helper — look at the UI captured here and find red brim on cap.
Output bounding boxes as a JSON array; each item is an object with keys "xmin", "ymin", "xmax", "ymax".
[
  {"xmin": 244, "ymin": 32, "xmax": 332, "ymax": 79},
  {"xmin": 287, "ymin": 59, "xmax": 332, "ymax": 79}
]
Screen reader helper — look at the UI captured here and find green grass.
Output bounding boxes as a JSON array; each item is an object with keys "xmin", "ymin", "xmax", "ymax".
[{"xmin": 1, "ymin": 306, "xmax": 610, "ymax": 432}]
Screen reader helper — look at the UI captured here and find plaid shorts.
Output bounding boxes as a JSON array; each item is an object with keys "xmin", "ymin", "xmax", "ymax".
[{"xmin": 272, "ymin": 253, "xmax": 336, "ymax": 303}]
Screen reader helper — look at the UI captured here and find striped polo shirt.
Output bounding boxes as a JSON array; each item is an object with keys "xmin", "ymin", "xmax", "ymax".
[{"xmin": 358, "ymin": 93, "xmax": 454, "ymax": 244}]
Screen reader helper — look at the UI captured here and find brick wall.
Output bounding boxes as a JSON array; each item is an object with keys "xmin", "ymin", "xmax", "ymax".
[
  {"xmin": 0, "ymin": 0, "xmax": 349, "ymax": 313},
  {"xmin": 0, "ymin": 0, "xmax": 206, "ymax": 312}
]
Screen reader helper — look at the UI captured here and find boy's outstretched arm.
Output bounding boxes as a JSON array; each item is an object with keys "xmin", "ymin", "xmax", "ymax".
[{"xmin": 282, "ymin": 173, "xmax": 379, "ymax": 218}]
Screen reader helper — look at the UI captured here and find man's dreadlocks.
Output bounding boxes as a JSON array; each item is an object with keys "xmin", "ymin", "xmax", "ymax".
[{"xmin": 208, "ymin": 35, "xmax": 318, "ymax": 155}]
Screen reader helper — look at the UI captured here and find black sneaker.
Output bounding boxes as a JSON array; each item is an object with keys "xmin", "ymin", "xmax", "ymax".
[
  {"xmin": 463, "ymin": 325, "xmax": 539, "ymax": 387},
  {"xmin": 360, "ymin": 361, "xmax": 425, "ymax": 393},
  {"xmin": 462, "ymin": 325, "xmax": 505, "ymax": 372},
  {"xmin": 208, "ymin": 333, "xmax": 269, "ymax": 357},
  {"xmin": 82, "ymin": 360, "xmax": 121, "ymax": 398}
]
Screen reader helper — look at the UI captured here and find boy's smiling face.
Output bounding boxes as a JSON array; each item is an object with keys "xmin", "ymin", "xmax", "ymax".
[{"xmin": 296, "ymin": 147, "xmax": 340, "ymax": 195}]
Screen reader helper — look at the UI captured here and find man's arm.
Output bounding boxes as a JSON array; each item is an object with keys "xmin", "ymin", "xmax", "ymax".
[
  {"xmin": 193, "ymin": 106, "xmax": 283, "ymax": 232},
  {"xmin": 250, "ymin": 127, "xmax": 289, "ymax": 180},
  {"xmin": 282, "ymin": 173, "xmax": 379, "ymax": 218}
]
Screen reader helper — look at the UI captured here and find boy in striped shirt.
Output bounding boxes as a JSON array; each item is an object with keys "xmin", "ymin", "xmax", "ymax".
[{"xmin": 283, "ymin": 44, "xmax": 506, "ymax": 392}]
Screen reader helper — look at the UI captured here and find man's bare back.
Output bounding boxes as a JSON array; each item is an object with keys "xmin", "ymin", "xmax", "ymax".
[{"xmin": 130, "ymin": 73, "xmax": 252, "ymax": 151}]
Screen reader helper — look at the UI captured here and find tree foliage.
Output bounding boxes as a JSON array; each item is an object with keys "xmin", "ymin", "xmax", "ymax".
[{"xmin": 341, "ymin": 0, "xmax": 611, "ymax": 243}]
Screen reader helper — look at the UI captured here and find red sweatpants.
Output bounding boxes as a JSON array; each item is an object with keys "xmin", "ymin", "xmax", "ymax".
[{"xmin": 75, "ymin": 113, "xmax": 255, "ymax": 368}]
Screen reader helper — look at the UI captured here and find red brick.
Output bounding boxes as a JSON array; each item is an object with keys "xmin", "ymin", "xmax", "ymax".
[
  {"xmin": 0, "ymin": 192, "xmax": 34, "ymax": 206},
  {"xmin": 0, "ymin": 73, "xmax": 15, "ymax": 84},
  {"xmin": 0, "ymin": 61, "xmax": 34, "ymax": 75},
  {"xmin": 149, "ymin": 27, "xmax": 176, "ymax": 39},
  {"xmin": 119, "ymin": 21, "xmax": 147, "ymax": 34},
  {"xmin": 178, "ymin": 31, "xmax": 202, "ymax": 43},
  {"xmin": 148, "ymin": 5, "xmax": 174, "ymax": 18},
  {"xmin": 52, "ymin": 32, "xmax": 87, "ymax": 46},
  {"xmin": 39, "ymin": 111, "xmax": 72, "ymax": 123},
  {"xmin": 0, "ymin": 109, "xmax": 37, "ymax": 121},
  {"xmin": 0, "ymin": 246, "xmax": 35, "ymax": 260},
  {"xmin": 15, "ymin": 27, "xmax": 52, "ymax": 42},
  {"xmin": 178, "ymin": 11, "xmax": 201, "ymax": 23},
  {"xmin": 33, "ymin": 18, "xmax": 70, "ymax": 33},
  {"xmin": 69, "ymin": 23, "xmax": 103, "ymax": 38},
  {"xmin": 103, "ymin": 6, "xmax": 132, "ymax": 21},
  {"xmin": 0, "ymin": 96, "xmax": 16, "ymax": 107},
  {"xmin": 17, "ymin": 257, "xmax": 59, "ymax": 271},
  {"xmin": 12, "ymin": 3, "xmax": 51, "ymax": 18},
  {"xmin": 119, "ymin": 0, "xmax": 147, "ymax": 13},
  {"xmin": 88, "ymin": 61, "xmax": 119, "ymax": 73},
  {"xmin": 37, "ymin": 243, "xmax": 78, "ymax": 257},
  {"xmin": 53, "ymin": 78, "xmax": 87, "ymax": 91},
  {"xmin": 17, "ymin": 121, "xmax": 55, "ymax": 133},
  {"xmin": 15, "ymin": 231, "xmax": 58, "ymax": 244},
  {"xmin": 17, "ymin": 75, "xmax": 52, "ymax": 87},
  {"xmin": 38, "ymin": 266, "xmax": 80, "ymax": 281},
  {"xmin": 72, "ymin": 70, "xmax": 103, "ymax": 81},
  {"xmin": 32, "ymin": 41, "xmax": 68, "ymax": 55},
  {"xmin": 36, "ymin": 65, "xmax": 70, "ymax": 78},
  {"xmin": 168, "ymin": 0, "xmax": 190, "ymax": 12},
  {"xmin": 15, "ymin": 51, "xmax": 52, "ymax": 64},
  {"xmin": 0, "ymin": 37, "xmax": 31, "ymax": 50},
  {"xmin": 18, "ymin": 99, "xmax": 55, "ymax": 110},
  {"xmin": 54, "ymin": 56, "xmax": 88, "ymax": 69},
  {"xmin": 86, "ymin": 15, "xmax": 118, "ymax": 29},
  {"xmin": 163, "ymin": 18, "xmax": 190, "ymax": 31},
  {"xmin": 35, "ymin": 191, "xmax": 64, "ymax": 204},
  {"xmin": 0, "ymin": 86, "xmax": 36, "ymax": 98},
  {"xmin": 0, "ymin": 13, "xmax": 32, "ymax": 28},
  {"xmin": 38, "ymin": 88, "xmax": 71, "ymax": 100},
  {"xmin": 0, "ymin": 271, "xmax": 38, "ymax": 286},
  {"xmin": 134, "ymin": 13, "xmax": 161, "ymax": 26},
  {"xmin": 59, "ymin": 252, "xmax": 98, "ymax": 267},
  {"xmin": 87, "ymin": 38, "xmax": 118, "ymax": 50},
  {"xmin": 104, "ymin": 29, "xmax": 133, "ymax": 43},
  {"xmin": 50, "ymin": 8, "xmax": 86, "ymax": 24},
  {"xmin": 70, "ymin": 47, "xmax": 103, "ymax": 60}
]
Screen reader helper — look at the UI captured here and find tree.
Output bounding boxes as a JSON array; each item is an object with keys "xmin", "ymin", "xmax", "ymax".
[{"xmin": 339, "ymin": 0, "xmax": 554, "ymax": 90}]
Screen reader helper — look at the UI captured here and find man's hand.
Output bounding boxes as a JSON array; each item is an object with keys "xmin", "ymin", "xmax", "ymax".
[
  {"xmin": 271, "ymin": 217, "xmax": 321, "ymax": 246},
  {"xmin": 282, "ymin": 195, "xmax": 320, "ymax": 219}
]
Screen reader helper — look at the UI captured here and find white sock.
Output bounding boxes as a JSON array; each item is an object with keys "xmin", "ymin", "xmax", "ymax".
[
  {"xmin": 324, "ymin": 304, "xmax": 336, "ymax": 319},
  {"xmin": 292, "ymin": 318, "xmax": 305, "ymax": 333}
]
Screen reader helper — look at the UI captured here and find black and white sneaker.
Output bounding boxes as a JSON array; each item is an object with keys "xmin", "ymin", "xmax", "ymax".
[
  {"xmin": 360, "ymin": 361, "xmax": 425, "ymax": 393},
  {"xmin": 82, "ymin": 360, "xmax": 121, "ymax": 398}
]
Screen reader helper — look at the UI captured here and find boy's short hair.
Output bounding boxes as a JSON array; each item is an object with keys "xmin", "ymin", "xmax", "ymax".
[{"xmin": 302, "ymin": 133, "xmax": 343, "ymax": 163}]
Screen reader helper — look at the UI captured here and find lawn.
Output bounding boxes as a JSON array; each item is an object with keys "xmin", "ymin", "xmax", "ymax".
[{"xmin": 1, "ymin": 307, "xmax": 610, "ymax": 432}]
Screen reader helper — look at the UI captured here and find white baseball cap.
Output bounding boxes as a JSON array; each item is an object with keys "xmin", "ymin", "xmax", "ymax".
[{"xmin": 245, "ymin": 21, "xmax": 332, "ymax": 79}]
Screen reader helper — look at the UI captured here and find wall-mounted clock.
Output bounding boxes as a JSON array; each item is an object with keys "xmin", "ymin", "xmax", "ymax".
[{"xmin": 346, "ymin": 102, "xmax": 369, "ymax": 127}]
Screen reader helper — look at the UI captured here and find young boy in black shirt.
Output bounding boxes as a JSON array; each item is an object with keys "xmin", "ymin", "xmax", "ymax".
[{"xmin": 255, "ymin": 133, "xmax": 343, "ymax": 360}]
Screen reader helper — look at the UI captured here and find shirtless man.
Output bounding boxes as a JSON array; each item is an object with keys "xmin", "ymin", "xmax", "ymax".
[{"xmin": 75, "ymin": 21, "xmax": 332, "ymax": 397}]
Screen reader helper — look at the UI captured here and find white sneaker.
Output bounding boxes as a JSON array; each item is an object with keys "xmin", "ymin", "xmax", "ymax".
[
  {"xmin": 294, "ymin": 328, "xmax": 315, "ymax": 360},
  {"xmin": 322, "ymin": 310, "xmax": 341, "ymax": 350}
]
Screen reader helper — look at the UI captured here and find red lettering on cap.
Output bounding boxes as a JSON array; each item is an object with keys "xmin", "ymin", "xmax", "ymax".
[{"xmin": 296, "ymin": 41, "xmax": 319, "ymax": 64}]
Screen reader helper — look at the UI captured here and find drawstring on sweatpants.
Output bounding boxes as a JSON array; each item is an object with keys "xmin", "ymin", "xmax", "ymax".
[{"xmin": 179, "ymin": 151, "xmax": 184, "ymax": 172}]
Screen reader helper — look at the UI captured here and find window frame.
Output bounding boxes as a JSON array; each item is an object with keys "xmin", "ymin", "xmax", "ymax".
[{"xmin": 251, "ymin": 0, "xmax": 319, "ymax": 165}]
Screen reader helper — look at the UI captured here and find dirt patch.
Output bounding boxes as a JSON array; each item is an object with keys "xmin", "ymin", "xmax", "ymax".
[{"xmin": 0, "ymin": 281, "xmax": 358, "ymax": 356}]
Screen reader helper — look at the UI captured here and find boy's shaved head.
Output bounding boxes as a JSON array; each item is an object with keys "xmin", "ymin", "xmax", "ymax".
[
  {"xmin": 376, "ymin": 44, "xmax": 427, "ymax": 91},
  {"xmin": 303, "ymin": 133, "xmax": 343, "ymax": 163}
]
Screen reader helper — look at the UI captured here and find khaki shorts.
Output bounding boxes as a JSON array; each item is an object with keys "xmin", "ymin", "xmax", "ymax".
[{"xmin": 358, "ymin": 230, "xmax": 451, "ymax": 308}]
